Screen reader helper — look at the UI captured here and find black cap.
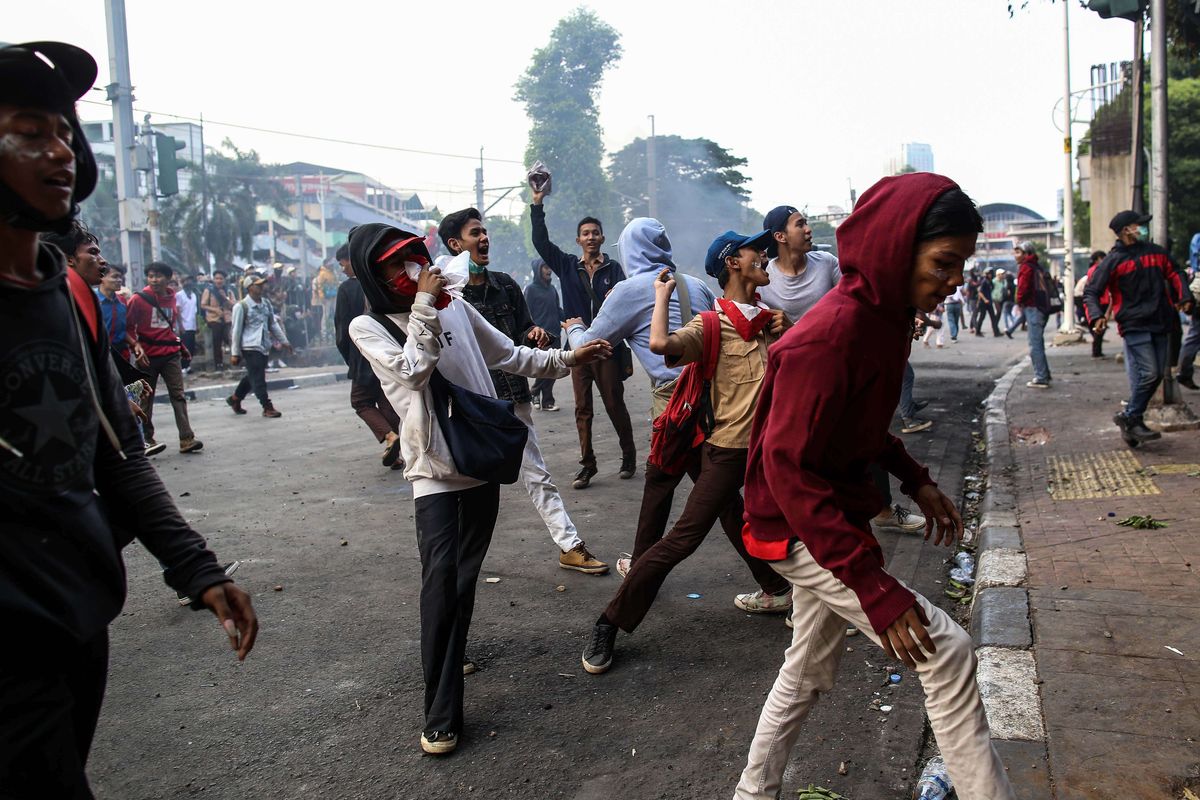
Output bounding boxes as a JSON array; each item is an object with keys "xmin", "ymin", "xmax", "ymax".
[
  {"xmin": 0, "ymin": 42, "xmax": 98, "ymax": 114},
  {"xmin": 763, "ymin": 205, "xmax": 801, "ymax": 235},
  {"xmin": 1109, "ymin": 209, "xmax": 1151, "ymax": 233}
]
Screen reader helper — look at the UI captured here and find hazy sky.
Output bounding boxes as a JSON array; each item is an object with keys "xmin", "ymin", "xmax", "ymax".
[{"xmin": 10, "ymin": 1, "xmax": 1139, "ymax": 222}]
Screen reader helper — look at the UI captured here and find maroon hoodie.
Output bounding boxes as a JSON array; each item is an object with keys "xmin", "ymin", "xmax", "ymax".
[{"xmin": 743, "ymin": 173, "xmax": 954, "ymax": 635}]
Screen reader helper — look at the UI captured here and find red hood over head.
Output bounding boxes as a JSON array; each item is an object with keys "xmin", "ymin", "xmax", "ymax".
[{"xmin": 835, "ymin": 172, "xmax": 962, "ymax": 326}]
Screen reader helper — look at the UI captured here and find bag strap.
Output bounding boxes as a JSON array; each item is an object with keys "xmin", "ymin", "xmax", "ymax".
[
  {"xmin": 67, "ymin": 268, "xmax": 100, "ymax": 343},
  {"xmin": 699, "ymin": 310, "xmax": 720, "ymax": 381},
  {"xmin": 368, "ymin": 311, "xmax": 408, "ymax": 346},
  {"xmin": 137, "ymin": 289, "xmax": 175, "ymax": 328},
  {"xmin": 576, "ymin": 264, "xmax": 601, "ymax": 316},
  {"xmin": 675, "ymin": 275, "xmax": 694, "ymax": 324}
]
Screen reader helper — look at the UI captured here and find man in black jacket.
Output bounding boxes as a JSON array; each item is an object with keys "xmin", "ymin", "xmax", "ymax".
[
  {"xmin": 524, "ymin": 258, "xmax": 564, "ymax": 410},
  {"xmin": 1084, "ymin": 210, "xmax": 1194, "ymax": 445},
  {"xmin": 0, "ymin": 42, "xmax": 258, "ymax": 798},
  {"xmin": 531, "ymin": 189, "xmax": 636, "ymax": 489},
  {"xmin": 334, "ymin": 243, "xmax": 401, "ymax": 467},
  {"xmin": 444, "ymin": 208, "xmax": 608, "ymax": 574}
]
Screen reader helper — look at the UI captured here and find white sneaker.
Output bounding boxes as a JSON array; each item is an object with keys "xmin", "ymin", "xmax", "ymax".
[
  {"xmin": 872, "ymin": 504, "xmax": 927, "ymax": 534},
  {"xmin": 734, "ymin": 588, "xmax": 793, "ymax": 614}
]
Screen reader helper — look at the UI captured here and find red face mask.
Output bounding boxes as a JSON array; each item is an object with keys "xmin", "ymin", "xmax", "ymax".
[{"xmin": 383, "ymin": 255, "xmax": 450, "ymax": 309}]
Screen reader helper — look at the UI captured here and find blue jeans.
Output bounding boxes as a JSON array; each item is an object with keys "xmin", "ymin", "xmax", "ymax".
[
  {"xmin": 1026, "ymin": 307, "xmax": 1050, "ymax": 382},
  {"xmin": 1178, "ymin": 318, "xmax": 1200, "ymax": 382},
  {"xmin": 1006, "ymin": 308, "xmax": 1027, "ymax": 335},
  {"xmin": 899, "ymin": 361, "xmax": 916, "ymax": 419},
  {"xmin": 1123, "ymin": 330, "xmax": 1170, "ymax": 418},
  {"xmin": 945, "ymin": 303, "xmax": 963, "ymax": 339}
]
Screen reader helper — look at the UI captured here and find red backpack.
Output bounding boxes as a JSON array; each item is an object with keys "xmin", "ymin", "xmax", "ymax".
[{"xmin": 647, "ymin": 311, "xmax": 720, "ymax": 475}]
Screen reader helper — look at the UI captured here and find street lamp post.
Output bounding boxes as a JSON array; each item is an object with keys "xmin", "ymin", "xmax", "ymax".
[{"xmin": 1059, "ymin": 0, "xmax": 1078, "ymax": 334}]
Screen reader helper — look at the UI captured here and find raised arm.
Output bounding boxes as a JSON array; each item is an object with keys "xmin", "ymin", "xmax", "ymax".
[{"xmin": 529, "ymin": 198, "xmax": 573, "ymax": 277}]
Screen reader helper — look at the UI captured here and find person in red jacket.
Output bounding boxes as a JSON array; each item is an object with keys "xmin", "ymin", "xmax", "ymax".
[
  {"xmin": 1012, "ymin": 241, "xmax": 1052, "ymax": 388},
  {"xmin": 733, "ymin": 174, "xmax": 1014, "ymax": 800},
  {"xmin": 127, "ymin": 261, "xmax": 202, "ymax": 453}
]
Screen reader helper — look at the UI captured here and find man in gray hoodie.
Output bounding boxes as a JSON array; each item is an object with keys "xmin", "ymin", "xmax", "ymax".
[{"xmin": 565, "ymin": 218, "xmax": 790, "ymax": 615}]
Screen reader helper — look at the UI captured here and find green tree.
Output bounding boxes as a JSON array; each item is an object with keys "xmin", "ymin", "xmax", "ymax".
[
  {"xmin": 485, "ymin": 217, "xmax": 534, "ymax": 281},
  {"xmin": 158, "ymin": 138, "xmax": 291, "ymax": 270},
  {"xmin": 1163, "ymin": 72, "xmax": 1200, "ymax": 262},
  {"xmin": 515, "ymin": 9, "xmax": 621, "ymax": 249},
  {"xmin": 608, "ymin": 135, "xmax": 758, "ymax": 275}
]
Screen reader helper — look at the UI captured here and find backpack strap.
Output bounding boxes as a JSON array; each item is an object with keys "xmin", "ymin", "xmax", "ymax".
[
  {"xmin": 67, "ymin": 268, "xmax": 100, "ymax": 343},
  {"xmin": 368, "ymin": 311, "xmax": 408, "ymax": 346},
  {"xmin": 699, "ymin": 310, "xmax": 720, "ymax": 381}
]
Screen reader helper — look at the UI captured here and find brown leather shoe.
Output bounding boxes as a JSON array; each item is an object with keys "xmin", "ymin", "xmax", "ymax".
[
  {"xmin": 179, "ymin": 437, "xmax": 204, "ymax": 453},
  {"xmin": 559, "ymin": 542, "xmax": 609, "ymax": 575},
  {"xmin": 226, "ymin": 395, "xmax": 246, "ymax": 415},
  {"xmin": 262, "ymin": 404, "xmax": 282, "ymax": 418}
]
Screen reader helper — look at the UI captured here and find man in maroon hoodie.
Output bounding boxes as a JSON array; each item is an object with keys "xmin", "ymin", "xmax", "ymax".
[{"xmin": 734, "ymin": 174, "xmax": 1014, "ymax": 800}]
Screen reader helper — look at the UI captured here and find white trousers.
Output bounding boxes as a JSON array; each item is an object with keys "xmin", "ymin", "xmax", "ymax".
[
  {"xmin": 734, "ymin": 541, "xmax": 1014, "ymax": 800},
  {"xmin": 515, "ymin": 402, "xmax": 581, "ymax": 552}
]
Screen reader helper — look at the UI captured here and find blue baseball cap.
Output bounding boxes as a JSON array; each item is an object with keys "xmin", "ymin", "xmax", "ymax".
[{"xmin": 704, "ymin": 230, "xmax": 773, "ymax": 278}]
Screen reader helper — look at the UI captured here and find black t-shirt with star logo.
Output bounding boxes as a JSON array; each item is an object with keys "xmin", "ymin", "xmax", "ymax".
[{"xmin": 1, "ymin": 245, "xmax": 227, "ymax": 659}]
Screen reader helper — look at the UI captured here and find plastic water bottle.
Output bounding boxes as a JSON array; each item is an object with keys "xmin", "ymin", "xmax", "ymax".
[
  {"xmin": 914, "ymin": 756, "xmax": 952, "ymax": 800},
  {"xmin": 949, "ymin": 566, "xmax": 976, "ymax": 586},
  {"xmin": 953, "ymin": 551, "xmax": 975, "ymax": 571}
]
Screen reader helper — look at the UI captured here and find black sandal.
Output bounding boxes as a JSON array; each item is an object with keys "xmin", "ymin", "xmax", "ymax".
[{"xmin": 382, "ymin": 437, "xmax": 402, "ymax": 467}]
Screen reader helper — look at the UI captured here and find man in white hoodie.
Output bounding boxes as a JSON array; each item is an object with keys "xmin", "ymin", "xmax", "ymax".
[{"xmin": 347, "ymin": 223, "xmax": 611, "ymax": 757}]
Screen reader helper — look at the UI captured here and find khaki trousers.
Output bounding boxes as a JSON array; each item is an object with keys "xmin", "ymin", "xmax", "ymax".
[{"xmin": 734, "ymin": 541, "xmax": 1014, "ymax": 800}]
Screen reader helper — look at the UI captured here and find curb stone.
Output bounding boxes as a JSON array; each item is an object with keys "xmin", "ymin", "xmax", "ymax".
[
  {"xmin": 970, "ymin": 356, "xmax": 1052, "ymax": 797},
  {"xmin": 154, "ymin": 371, "xmax": 346, "ymax": 405}
]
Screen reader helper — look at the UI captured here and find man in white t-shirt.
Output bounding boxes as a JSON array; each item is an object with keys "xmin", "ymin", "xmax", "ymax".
[
  {"xmin": 755, "ymin": 205, "xmax": 841, "ymax": 324},
  {"xmin": 176, "ymin": 273, "xmax": 199, "ymax": 373}
]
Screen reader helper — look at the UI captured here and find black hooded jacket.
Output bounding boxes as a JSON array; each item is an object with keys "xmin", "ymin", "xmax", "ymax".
[
  {"xmin": 1, "ymin": 244, "xmax": 227, "ymax": 664},
  {"xmin": 524, "ymin": 260, "xmax": 564, "ymax": 347},
  {"xmin": 334, "ymin": 276, "xmax": 376, "ymax": 385},
  {"xmin": 346, "ymin": 223, "xmax": 426, "ymax": 316}
]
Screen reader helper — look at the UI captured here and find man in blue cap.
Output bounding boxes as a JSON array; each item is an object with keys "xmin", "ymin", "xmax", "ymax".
[{"xmin": 581, "ymin": 229, "xmax": 792, "ymax": 675}]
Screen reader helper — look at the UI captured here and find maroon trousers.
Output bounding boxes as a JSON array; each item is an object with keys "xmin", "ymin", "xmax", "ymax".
[
  {"xmin": 350, "ymin": 378, "xmax": 400, "ymax": 442},
  {"xmin": 605, "ymin": 444, "xmax": 789, "ymax": 632},
  {"xmin": 571, "ymin": 358, "xmax": 636, "ymax": 469}
]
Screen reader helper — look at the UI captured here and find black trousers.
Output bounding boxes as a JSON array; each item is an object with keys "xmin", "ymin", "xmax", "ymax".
[
  {"xmin": 414, "ymin": 482, "xmax": 500, "ymax": 735},
  {"xmin": 234, "ymin": 350, "xmax": 270, "ymax": 407},
  {"xmin": 0, "ymin": 632, "xmax": 108, "ymax": 799},
  {"xmin": 208, "ymin": 320, "xmax": 229, "ymax": 368},
  {"xmin": 180, "ymin": 330, "xmax": 197, "ymax": 369},
  {"xmin": 971, "ymin": 302, "xmax": 999, "ymax": 336}
]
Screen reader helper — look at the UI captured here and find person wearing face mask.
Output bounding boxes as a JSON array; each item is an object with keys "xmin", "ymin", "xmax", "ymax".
[
  {"xmin": 581, "ymin": 230, "xmax": 793, "ymax": 675},
  {"xmin": 0, "ymin": 41, "xmax": 258, "ymax": 797},
  {"xmin": 444, "ymin": 208, "xmax": 609, "ymax": 576},
  {"xmin": 733, "ymin": 174, "xmax": 1013, "ymax": 800},
  {"xmin": 347, "ymin": 223, "xmax": 612, "ymax": 755},
  {"xmin": 1084, "ymin": 210, "xmax": 1194, "ymax": 446}
]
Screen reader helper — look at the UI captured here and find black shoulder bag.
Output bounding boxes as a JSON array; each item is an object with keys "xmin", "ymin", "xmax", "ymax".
[
  {"xmin": 576, "ymin": 264, "xmax": 633, "ymax": 381},
  {"xmin": 368, "ymin": 312, "xmax": 528, "ymax": 484}
]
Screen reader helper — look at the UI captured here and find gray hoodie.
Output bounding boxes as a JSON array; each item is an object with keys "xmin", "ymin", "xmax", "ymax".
[{"xmin": 566, "ymin": 217, "xmax": 717, "ymax": 386}]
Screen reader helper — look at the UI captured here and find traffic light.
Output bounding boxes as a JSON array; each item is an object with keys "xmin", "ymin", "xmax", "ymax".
[
  {"xmin": 154, "ymin": 132, "xmax": 186, "ymax": 196},
  {"xmin": 1086, "ymin": 0, "xmax": 1146, "ymax": 21}
]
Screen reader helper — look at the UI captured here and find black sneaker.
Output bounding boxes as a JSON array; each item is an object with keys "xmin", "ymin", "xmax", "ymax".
[
  {"xmin": 582, "ymin": 620, "xmax": 617, "ymax": 674},
  {"xmin": 1126, "ymin": 416, "xmax": 1161, "ymax": 443},
  {"xmin": 1179, "ymin": 376, "xmax": 1200, "ymax": 390},
  {"xmin": 420, "ymin": 730, "xmax": 457, "ymax": 755},
  {"xmin": 573, "ymin": 465, "xmax": 598, "ymax": 489},
  {"xmin": 618, "ymin": 455, "xmax": 637, "ymax": 480}
]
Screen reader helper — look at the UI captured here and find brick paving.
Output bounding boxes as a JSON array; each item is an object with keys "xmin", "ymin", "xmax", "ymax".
[{"xmin": 1005, "ymin": 344, "xmax": 1200, "ymax": 799}]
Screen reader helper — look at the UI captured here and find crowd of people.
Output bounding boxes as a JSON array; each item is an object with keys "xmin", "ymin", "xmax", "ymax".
[{"xmin": 16, "ymin": 35, "xmax": 1200, "ymax": 800}]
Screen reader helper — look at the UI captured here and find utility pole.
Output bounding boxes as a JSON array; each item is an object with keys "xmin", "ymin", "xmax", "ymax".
[
  {"xmin": 317, "ymin": 171, "xmax": 328, "ymax": 263},
  {"xmin": 1059, "ymin": 0, "xmax": 1078, "ymax": 334},
  {"xmin": 103, "ymin": 0, "xmax": 145, "ymax": 286},
  {"xmin": 647, "ymin": 115, "xmax": 657, "ymax": 219},
  {"xmin": 1148, "ymin": 0, "xmax": 1168, "ymax": 245},
  {"xmin": 1130, "ymin": 21, "xmax": 1146, "ymax": 212},
  {"xmin": 295, "ymin": 175, "xmax": 307, "ymax": 275},
  {"xmin": 475, "ymin": 148, "xmax": 485, "ymax": 217},
  {"xmin": 199, "ymin": 111, "xmax": 210, "ymax": 269},
  {"xmin": 140, "ymin": 115, "xmax": 162, "ymax": 261}
]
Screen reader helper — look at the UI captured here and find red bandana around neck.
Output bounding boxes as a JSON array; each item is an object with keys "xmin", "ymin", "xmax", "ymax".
[{"xmin": 717, "ymin": 297, "xmax": 773, "ymax": 341}]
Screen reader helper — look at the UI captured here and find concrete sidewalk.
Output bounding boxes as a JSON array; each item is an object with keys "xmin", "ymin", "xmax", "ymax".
[{"xmin": 996, "ymin": 344, "xmax": 1200, "ymax": 799}]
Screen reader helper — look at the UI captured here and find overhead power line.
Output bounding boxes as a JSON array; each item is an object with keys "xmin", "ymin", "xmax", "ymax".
[{"xmin": 78, "ymin": 98, "xmax": 526, "ymax": 165}]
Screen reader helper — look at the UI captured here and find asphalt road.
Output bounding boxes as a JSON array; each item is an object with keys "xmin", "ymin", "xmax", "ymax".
[{"xmin": 88, "ymin": 333, "xmax": 1026, "ymax": 799}]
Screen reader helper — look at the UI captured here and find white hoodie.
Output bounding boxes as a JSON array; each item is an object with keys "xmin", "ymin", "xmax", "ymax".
[{"xmin": 350, "ymin": 291, "xmax": 574, "ymax": 498}]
